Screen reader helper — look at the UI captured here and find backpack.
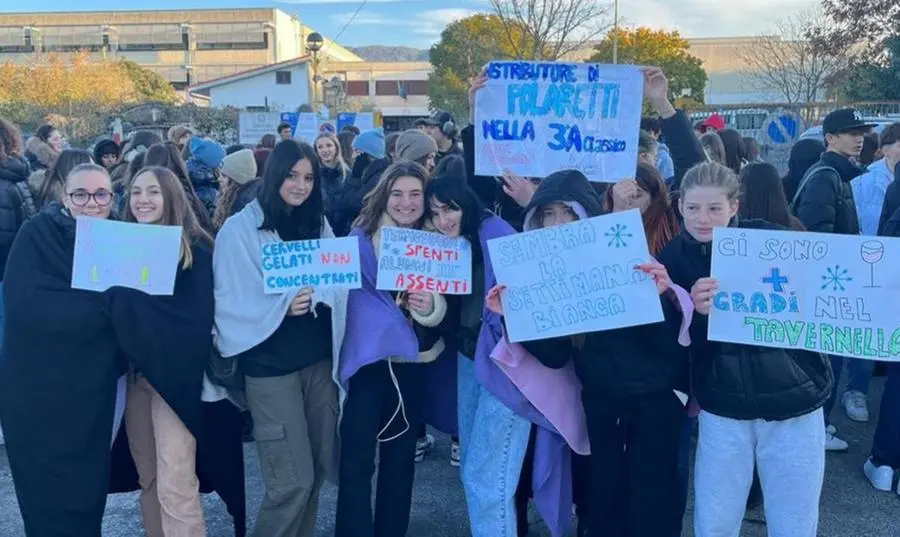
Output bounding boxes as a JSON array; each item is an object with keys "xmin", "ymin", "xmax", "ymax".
[{"xmin": 789, "ymin": 164, "xmax": 839, "ymax": 213}]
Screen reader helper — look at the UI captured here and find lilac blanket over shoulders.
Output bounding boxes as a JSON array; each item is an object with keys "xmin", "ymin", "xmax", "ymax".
[
  {"xmin": 473, "ymin": 216, "xmax": 573, "ymax": 537},
  {"xmin": 338, "ymin": 227, "xmax": 418, "ymax": 386}
]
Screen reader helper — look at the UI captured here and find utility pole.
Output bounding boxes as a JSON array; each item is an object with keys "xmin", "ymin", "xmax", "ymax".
[{"xmin": 612, "ymin": 0, "xmax": 620, "ymax": 64}]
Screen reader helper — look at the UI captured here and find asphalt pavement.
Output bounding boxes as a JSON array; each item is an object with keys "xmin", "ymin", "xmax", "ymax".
[{"xmin": 0, "ymin": 374, "xmax": 897, "ymax": 536}]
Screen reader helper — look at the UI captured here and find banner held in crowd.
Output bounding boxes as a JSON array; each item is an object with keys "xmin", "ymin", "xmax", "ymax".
[
  {"xmin": 376, "ymin": 227, "xmax": 472, "ymax": 295},
  {"xmin": 71, "ymin": 217, "xmax": 182, "ymax": 295},
  {"xmin": 474, "ymin": 61, "xmax": 642, "ymax": 183},
  {"xmin": 262, "ymin": 236, "xmax": 361, "ymax": 294},
  {"xmin": 487, "ymin": 209, "xmax": 662, "ymax": 343},
  {"xmin": 709, "ymin": 227, "xmax": 900, "ymax": 361}
]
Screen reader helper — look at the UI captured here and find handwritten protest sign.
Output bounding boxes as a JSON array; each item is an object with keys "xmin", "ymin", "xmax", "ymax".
[
  {"xmin": 709, "ymin": 227, "xmax": 900, "ymax": 361},
  {"xmin": 376, "ymin": 227, "xmax": 472, "ymax": 294},
  {"xmin": 474, "ymin": 61, "xmax": 642, "ymax": 183},
  {"xmin": 262, "ymin": 236, "xmax": 361, "ymax": 294},
  {"xmin": 487, "ymin": 210, "xmax": 662, "ymax": 342},
  {"xmin": 72, "ymin": 218, "xmax": 182, "ymax": 295}
]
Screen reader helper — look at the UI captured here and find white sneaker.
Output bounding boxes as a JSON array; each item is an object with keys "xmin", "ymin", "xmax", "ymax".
[
  {"xmin": 450, "ymin": 439, "xmax": 460, "ymax": 468},
  {"xmin": 864, "ymin": 458, "xmax": 894, "ymax": 491},
  {"xmin": 414, "ymin": 433, "xmax": 434, "ymax": 463},
  {"xmin": 825, "ymin": 425, "xmax": 849, "ymax": 452},
  {"xmin": 842, "ymin": 390, "xmax": 870, "ymax": 422}
]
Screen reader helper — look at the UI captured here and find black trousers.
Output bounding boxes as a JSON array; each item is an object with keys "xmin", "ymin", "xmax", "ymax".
[
  {"xmin": 584, "ymin": 390, "xmax": 684, "ymax": 537},
  {"xmin": 335, "ymin": 361, "xmax": 426, "ymax": 537}
]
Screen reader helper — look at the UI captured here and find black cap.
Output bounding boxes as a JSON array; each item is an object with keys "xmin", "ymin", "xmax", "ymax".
[
  {"xmin": 423, "ymin": 109, "xmax": 454, "ymax": 126},
  {"xmin": 823, "ymin": 108, "xmax": 877, "ymax": 135}
]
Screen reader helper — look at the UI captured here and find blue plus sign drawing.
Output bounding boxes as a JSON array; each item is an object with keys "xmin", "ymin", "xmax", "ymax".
[{"xmin": 762, "ymin": 268, "xmax": 789, "ymax": 292}]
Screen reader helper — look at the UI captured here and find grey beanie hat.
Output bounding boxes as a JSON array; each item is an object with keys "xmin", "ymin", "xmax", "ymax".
[
  {"xmin": 396, "ymin": 129, "xmax": 438, "ymax": 163},
  {"xmin": 219, "ymin": 148, "xmax": 258, "ymax": 185}
]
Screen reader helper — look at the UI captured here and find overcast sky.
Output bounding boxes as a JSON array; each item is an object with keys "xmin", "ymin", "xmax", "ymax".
[{"xmin": 14, "ymin": 0, "xmax": 820, "ymax": 48}]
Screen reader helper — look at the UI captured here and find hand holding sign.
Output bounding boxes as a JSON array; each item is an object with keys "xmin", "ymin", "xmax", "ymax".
[
  {"xmin": 486, "ymin": 284, "xmax": 506, "ymax": 316},
  {"xmin": 407, "ymin": 291, "xmax": 434, "ymax": 315},
  {"xmin": 288, "ymin": 287, "xmax": 313, "ymax": 316},
  {"xmin": 501, "ymin": 170, "xmax": 537, "ymax": 208},
  {"xmin": 636, "ymin": 261, "xmax": 672, "ymax": 295},
  {"xmin": 468, "ymin": 73, "xmax": 488, "ymax": 125},
  {"xmin": 690, "ymin": 277, "xmax": 718, "ymax": 315},
  {"xmin": 642, "ymin": 67, "xmax": 676, "ymax": 118}
]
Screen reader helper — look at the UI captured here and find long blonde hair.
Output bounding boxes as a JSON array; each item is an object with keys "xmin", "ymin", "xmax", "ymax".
[
  {"xmin": 315, "ymin": 133, "xmax": 349, "ymax": 175},
  {"xmin": 124, "ymin": 166, "xmax": 214, "ymax": 269}
]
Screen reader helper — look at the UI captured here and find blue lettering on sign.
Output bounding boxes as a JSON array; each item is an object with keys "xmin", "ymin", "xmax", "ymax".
[
  {"xmin": 487, "ymin": 62, "xmax": 579, "ymax": 83},
  {"xmin": 507, "ymin": 83, "xmax": 620, "ymax": 120},
  {"xmin": 547, "ymin": 124, "xmax": 627, "ymax": 154},
  {"xmin": 481, "ymin": 119, "xmax": 536, "ymax": 141}
]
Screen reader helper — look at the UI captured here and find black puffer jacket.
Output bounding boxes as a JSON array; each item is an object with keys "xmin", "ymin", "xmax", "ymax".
[
  {"xmin": 793, "ymin": 151, "xmax": 862, "ymax": 235},
  {"xmin": 0, "ymin": 156, "xmax": 37, "ymax": 278},
  {"xmin": 657, "ymin": 220, "xmax": 833, "ymax": 421},
  {"xmin": 519, "ymin": 170, "xmax": 689, "ymax": 399}
]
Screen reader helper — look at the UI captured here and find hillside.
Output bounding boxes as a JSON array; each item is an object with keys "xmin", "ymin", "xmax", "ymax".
[{"xmin": 350, "ymin": 45, "xmax": 429, "ymax": 62}]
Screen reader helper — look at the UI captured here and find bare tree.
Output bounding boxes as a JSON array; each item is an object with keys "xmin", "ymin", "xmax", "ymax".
[
  {"xmin": 737, "ymin": 10, "xmax": 851, "ymax": 105},
  {"xmin": 487, "ymin": 0, "xmax": 612, "ymax": 61}
]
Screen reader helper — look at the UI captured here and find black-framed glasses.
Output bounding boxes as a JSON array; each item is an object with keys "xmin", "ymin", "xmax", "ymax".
[{"xmin": 67, "ymin": 189, "xmax": 114, "ymax": 207}]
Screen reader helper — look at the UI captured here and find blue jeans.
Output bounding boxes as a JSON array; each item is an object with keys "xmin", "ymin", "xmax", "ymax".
[
  {"xmin": 458, "ymin": 355, "xmax": 531, "ymax": 537},
  {"xmin": 872, "ymin": 363, "xmax": 900, "ymax": 468},
  {"xmin": 846, "ymin": 358, "xmax": 875, "ymax": 395}
]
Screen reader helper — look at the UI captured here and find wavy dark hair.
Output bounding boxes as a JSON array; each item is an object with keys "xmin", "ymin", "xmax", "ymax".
[
  {"xmin": 354, "ymin": 161, "xmax": 430, "ymax": 235},
  {"xmin": 0, "ymin": 118, "xmax": 23, "ymax": 160},
  {"xmin": 426, "ymin": 171, "xmax": 489, "ymax": 260},
  {"xmin": 740, "ymin": 162, "xmax": 805, "ymax": 230},
  {"xmin": 257, "ymin": 140, "xmax": 324, "ymax": 240}
]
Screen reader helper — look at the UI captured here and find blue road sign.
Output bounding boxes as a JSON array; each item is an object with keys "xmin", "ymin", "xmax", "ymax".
[{"xmin": 763, "ymin": 112, "xmax": 804, "ymax": 147}]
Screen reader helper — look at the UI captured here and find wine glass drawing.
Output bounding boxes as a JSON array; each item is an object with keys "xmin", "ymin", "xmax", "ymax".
[{"xmin": 860, "ymin": 240, "xmax": 884, "ymax": 288}]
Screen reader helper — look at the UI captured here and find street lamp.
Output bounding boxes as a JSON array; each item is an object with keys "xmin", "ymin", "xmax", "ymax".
[{"xmin": 306, "ymin": 32, "xmax": 325, "ymax": 108}]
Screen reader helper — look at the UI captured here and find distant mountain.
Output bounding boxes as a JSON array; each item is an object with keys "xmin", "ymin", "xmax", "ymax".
[{"xmin": 350, "ymin": 46, "xmax": 429, "ymax": 62}]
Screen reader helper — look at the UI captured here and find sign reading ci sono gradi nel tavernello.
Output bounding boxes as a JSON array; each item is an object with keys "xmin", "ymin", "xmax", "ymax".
[{"xmin": 710, "ymin": 227, "xmax": 900, "ymax": 361}]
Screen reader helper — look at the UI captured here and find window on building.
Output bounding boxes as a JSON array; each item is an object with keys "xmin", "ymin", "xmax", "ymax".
[
  {"xmin": 406, "ymin": 80, "xmax": 428, "ymax": 95},
  {"xmin": 276, "ymin": 71, "xmax": 292, "ymax": 85},
  {"xmin": 117, "ymin": 24, "xmax": 185, "ymax": 51},
  {"xmin": 41, "ymin": 25, "xmax": 105, "ymax": 52},
  {"xmin": 346, "ymin": 81, "xmax": 369, "ymax": 97},
  {"xmin": 375, "ymin": 80, "xmax": 400, "ymax": 96},
  {"xmin": 194, "ymin": 23, "xmax": 267, "ymax": 51}
]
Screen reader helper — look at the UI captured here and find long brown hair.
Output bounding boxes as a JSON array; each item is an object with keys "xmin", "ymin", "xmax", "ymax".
[
  {"xmin": 353, "ymin": 161, "xmax": 430, "ymax": 235},
  {"xmin": 214, "ymin": 180, "xmax": 240, "ymax": 229},
  {"xmin": 124, "ymin": 166, "xmax": 214, "ymax": 269},
  {"xmin": 602, "ymin": 164, "xmax": 678, "ymax": 256},
  {"xmin": 0, "ymin": 118, "xmax": 23, "ymax": 160},
  {"xmin": 635, "ymin": 164, "xmax": 679, "ymax": 256},
  {"xmin": 739, "ymin": 162, "xmax": 805, "ymax": 230}
]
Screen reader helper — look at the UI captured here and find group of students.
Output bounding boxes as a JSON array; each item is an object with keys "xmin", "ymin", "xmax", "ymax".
[{"xmin": 0, "ymin": 64, "xmax": 896, "ymax": 537}]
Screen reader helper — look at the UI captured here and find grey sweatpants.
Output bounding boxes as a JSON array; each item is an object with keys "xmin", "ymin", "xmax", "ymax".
[{"xmin": 694, "ymin": 408, "xmax": 825, "ymax": 537}]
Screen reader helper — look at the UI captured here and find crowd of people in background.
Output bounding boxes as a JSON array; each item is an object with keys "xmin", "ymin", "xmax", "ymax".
[{"xmin": 0, "ymin": 63, "xmax": 896, "ymax": 537}]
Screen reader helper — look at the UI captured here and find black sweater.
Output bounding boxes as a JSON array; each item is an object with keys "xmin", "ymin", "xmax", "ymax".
[{"xmin": 520, "ymin": 295, "xmax": 687, "ymax": 400}]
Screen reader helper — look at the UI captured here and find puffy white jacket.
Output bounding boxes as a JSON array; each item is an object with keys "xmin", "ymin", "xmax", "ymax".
[{"xmin": 851, "ymin": 158, "xmax": 895, "ymax": 235}]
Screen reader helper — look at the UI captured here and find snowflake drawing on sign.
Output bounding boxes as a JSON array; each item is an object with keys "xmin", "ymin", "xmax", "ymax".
[
  {"xmin": 820, "ymin": 265, "xmax": 852, "ymax": 292},
  {"xmin": 605, "ymin": 223, "xmax": 633, "ymax": 248},
  {"xmin": 391, "ymin": 248, "xmax": 401, "ymax": 256}
]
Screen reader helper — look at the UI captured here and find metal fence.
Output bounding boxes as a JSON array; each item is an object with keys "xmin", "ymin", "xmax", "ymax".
[{"xmin": 687, "ymin": 102, "xmax": 900, "ymax": 173}]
